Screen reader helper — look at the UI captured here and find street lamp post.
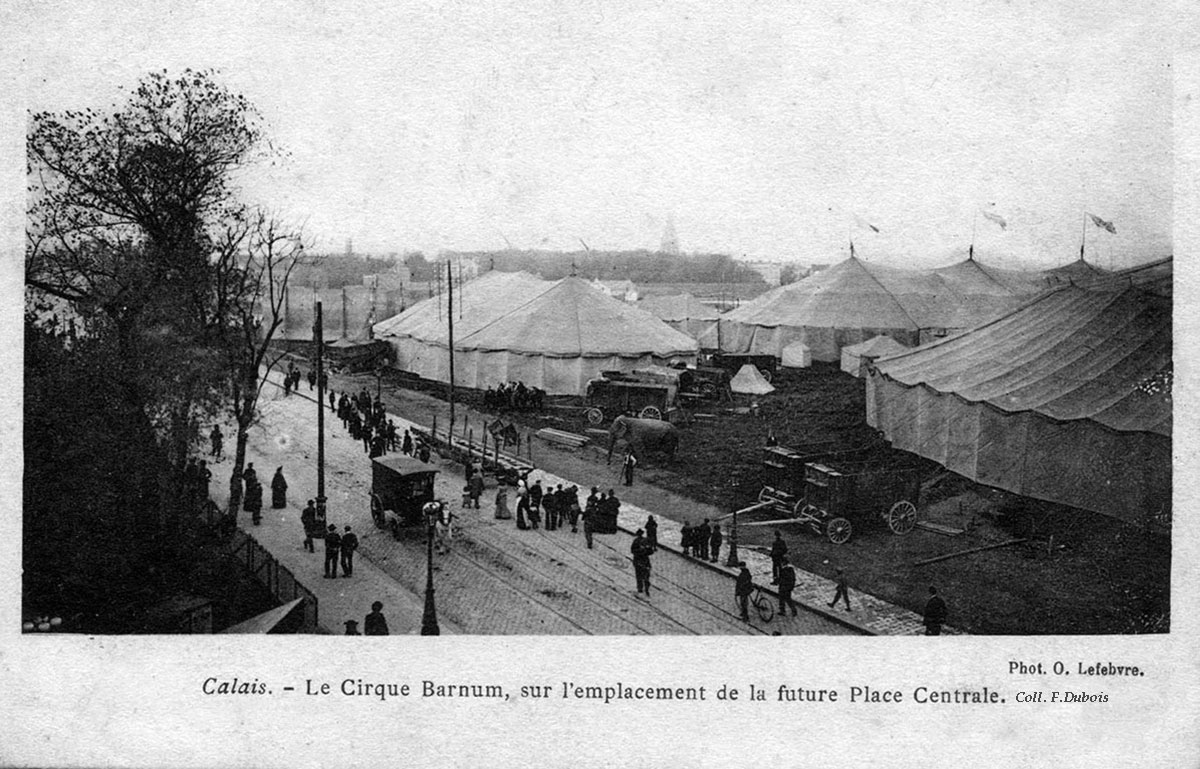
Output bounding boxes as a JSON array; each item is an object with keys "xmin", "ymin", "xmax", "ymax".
[
  {"xmin": 725, "ymin": 507, "xmax": 740, "ymax": 567},
  {"xmin": 420, "ymin": 502, "xmax": 441, "ymax": 635},
  {"xmin": 314, "ymin": 300, "xmax": 327, "ymax": 529}
]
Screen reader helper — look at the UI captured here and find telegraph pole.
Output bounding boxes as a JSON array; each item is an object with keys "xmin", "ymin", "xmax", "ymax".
[
  {"xmin": 447, "ymin": 260, "xmax": 456, "ymax": 434},
  {"xmin": 314, "ymin": 300, "xmax": 327, "ymax": 528}
]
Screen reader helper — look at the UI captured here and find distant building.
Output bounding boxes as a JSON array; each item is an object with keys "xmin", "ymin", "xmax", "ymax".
[{"xmin": 592, "ymin": 278, "xmax": 639, "ymax": 302}]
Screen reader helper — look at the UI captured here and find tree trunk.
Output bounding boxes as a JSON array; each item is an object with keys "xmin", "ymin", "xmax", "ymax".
[{"xmin": 228, "ymin": 428, "xmax": 247, "ymax": 522}]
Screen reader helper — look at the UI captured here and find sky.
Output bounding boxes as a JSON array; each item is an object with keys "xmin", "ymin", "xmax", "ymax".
[{"xmin": 10, "ymin": 0, "xmax": 1175, "ymax": 268}]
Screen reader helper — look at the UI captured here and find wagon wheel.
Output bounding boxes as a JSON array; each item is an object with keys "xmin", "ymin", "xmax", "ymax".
[
  {"xmin": 758, "ymin": 368, "xmax": 773, "ymax": 383},
  {"xmin": 886, "ymin": 500, "xmax": 918, "ymax": 535},
  {"xmin": 370, "ymin": 494, "xmax": 385, "ymax": 528},
  {"xmin": 825, "ymin": 517, "xmax": 853, "ymax": 545},
  {"xmin": 758, "ymin": 487, "xmax": 775, "ymax": 505},
  {"xmin": 585, "ymin": 407, "xmax": 605, "ymax": 425},
  {"xmin": 793, "ymin": 499, "xmax": 811, "ymax": 518},
  {"xmin": 699, "ymin": 382, "xmax": 718, "ymax": 398},
  {"xmin": 801, "ymin": 504, "xmax": 824, "ymax": 535},
  {"xmin": 639, "ymin": 405, "xmax": 662, "ymax": 420}
]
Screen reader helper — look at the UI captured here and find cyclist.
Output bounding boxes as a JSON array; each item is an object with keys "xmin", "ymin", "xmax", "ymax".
[{"xmin": 735, "ymin": 561, "xmax": 754, "ymax": 622}]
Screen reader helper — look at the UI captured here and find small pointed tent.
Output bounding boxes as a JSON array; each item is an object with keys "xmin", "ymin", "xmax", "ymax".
[
  {"xmin": 730, "ymin": 364, "xmax": 776, "ymax": 395},
  {"xmin": 841, "ymin": 335, "xmax": 909, "ymax": 377},
  {"xmin": 780, "ymin": 341, "xmax": 812, "ymax": 369}
]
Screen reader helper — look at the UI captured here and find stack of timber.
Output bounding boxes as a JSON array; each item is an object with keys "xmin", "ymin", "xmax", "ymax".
[
  {"xmin": 413, "ymin": 426, "xmax": 534, "ymax": 479},
  {"xmin": 535, "ymin": 428, "xmax": 589, "ymax": 448}
]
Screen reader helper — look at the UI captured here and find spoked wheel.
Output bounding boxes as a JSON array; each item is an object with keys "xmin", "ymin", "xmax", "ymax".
[
  {"xmin": 826, "ymin": 517, "xmax": 853, "ymax": 545},
  {"xmin": 699, "ymin": 382, "xmax": 718, "ymax": 398},
  {"xmin": 370, "ymin": 494, "xmax": 385, "ymax": 528},
  {"xmin": 793, "ymin": 499, "xmax": 813, "ymax": 518},
  {"xmin": 585, "ymin": 407, "xmax": 604, "ymax": 425},
  {"xmin": 639, "ymin": 405, "xmax": 662, "ymax": 420},
  {"xmin": 756, "ymin": 593, "xmax": 776, "ymax": 623},
  {"xmin": 758, "ymin": 487, "xmax": 775, "ymax": 505},
  {"xmin": 886, "ymin": 500, "xmax": 918, "ymax": 535}
]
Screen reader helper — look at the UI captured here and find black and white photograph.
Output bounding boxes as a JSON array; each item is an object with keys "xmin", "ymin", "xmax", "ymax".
[{"xmin": 4, "ymin": 0, "xmax": 1197, "ymax": 766}]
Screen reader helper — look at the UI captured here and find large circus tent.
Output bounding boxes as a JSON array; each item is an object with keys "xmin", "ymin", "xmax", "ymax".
[
  {"xmin": 372, "ymin": 272, "xmax": 699, "ymax": 395},
  {"xmin": 865, "ymin": 264, "xmax": 1171, "ymax": 525},
  {"xmin": 637, "ymin": 292, "xmax": 720, "ymax": 349},
  {"xmin": 718, "ymin": 255, "xmax": 1099, "ymax": 362}
]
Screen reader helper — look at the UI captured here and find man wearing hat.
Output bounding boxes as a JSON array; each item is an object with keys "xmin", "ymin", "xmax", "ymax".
[
  {"xmin": 777, "ymin": 556, "xmax": 798, "ymax": 617},
  {"xmin": 324, "ymin": 524, "xmax": 341, "ymax": 579},
  {"xmin": 631, "ymin": 529, "xmax": 653, "ymax": 597},
  {"xmin": 735, "ymin": 562, "xmax": 754, "ymax": 622},
  {"xmin": 340, "ymin": 526, "xmax": 359, "ymax": 577},
  {"xmin": 364, "ymin": 601, "xmax": 389, "ymax": 636}
]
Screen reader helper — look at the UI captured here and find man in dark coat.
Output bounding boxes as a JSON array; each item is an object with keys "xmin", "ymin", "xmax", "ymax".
[
  {"xmin": 777, "ymin": 556, "xmax": 798, "ymax": 616},
  {"xmin": 697, "ymin": 519, "xmax": 711, "ymax": 560},
  {"xmin": 307, "ymin": 370, "xmax": 317, "ymax": 390},
  {"xmin": 770, "ymin": 530, "xmax": 789, "ymax": 584},
  {"xmin": 631, "ymin": 529, "xmax": 653, "ymax": 596},
  {"xmin": 340, "ymin": 526, "xmax": 359, "ymax": 577},
  {"xmin": 324, "ymin": 524, "xmax": 342, "ymax": 578},
  {"xmin": 364, "ymin": 601, "xmax": 389, "ymax": 635},
  {"xmin": 246, "ymin": 480, "xmax": 263, "ymax": 525},
  {"xmin": 644, "ymin": 515, "xmax": 658, "ymax": 552},
  {"xmin": 301, "ymin": 500, "xmax": 317, "ymax": 552},
  {"xmin": 680, "ymin": 521, "xmax": 692, "ymax": 556},
  {"xmin": 622, "ymin": 450, "xmax": 637, "ymax": 487},
  {"xmin": 709, "ymin": 523, "xmax": 723, "ymax": 563},
  {"xmin": 210, "ymin": 425, "xmax": 224, "ymax": 459},
  {"xmin": 271, "ymin": 467, "xmax": 288, "ymax": 509},
  {"xmin": 402, "ymin": 430, "xmax": 414, "ymax": 456},
  {"xmin": 328, "ymin": 390, "xmax": 336, "ymax": 412},
  {"xmin": 923, "ymin": 586, "xmax": 948, "ymax": 635},
  {"xmin": 735, "ymin": 562, "xmax": 754, "ymax": 622},
  {"xmin": 468, "ymin": 472, "xmax": 485, "ymax": 510},
  {"xmin": 528, "ymin": 480, "xmax": 543, "ymax": 529}
]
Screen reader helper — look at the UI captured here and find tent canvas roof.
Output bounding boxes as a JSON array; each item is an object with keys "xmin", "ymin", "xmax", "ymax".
[
  {"xmin": 842, "ymin": 334, "xmax": 908, "ymax": 358},
  {"xmin": 730, "ymin": 363, "xmax": 776, "ymax": 394},
  {"xmin": 873, "ymin": 284, "xmax": 1171, "ymax": 436},
  {"xmin": 372, "ymin": 271, "xmax": 548, "ymax": 343},
  {"xmin": 456, "ymin": 277, "xmax": 698, "ymax": 357}
]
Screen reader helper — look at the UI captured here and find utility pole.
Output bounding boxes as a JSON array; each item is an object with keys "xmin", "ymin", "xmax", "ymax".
[
  {"xmin": 314, "ymin": 300, "xmax": 327, "ymax": 528},
  {"xmin": 447, "ymin": 260, "xmax": 456, "ymax": 432}
]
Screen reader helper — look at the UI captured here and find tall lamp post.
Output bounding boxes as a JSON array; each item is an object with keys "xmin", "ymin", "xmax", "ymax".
[
  {"xmin": 725, "ymin": 507, "xmax": 740, "ymax": 567},
  {"xmin": 420, "ymin": 502, "xmax": 441, "ymax": 635}
]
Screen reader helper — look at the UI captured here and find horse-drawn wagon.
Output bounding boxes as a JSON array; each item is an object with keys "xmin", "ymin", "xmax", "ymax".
[
  {"xmin": 756, "ymin": 440, "xmax": 921, "ymax": 544},
  {"xmin": 370, "ymin": 456, "xmax": 439, "ymax": 539},
  {"xmin": 582, "ymin": 371, "xmax": 680, "ymax": 425}
]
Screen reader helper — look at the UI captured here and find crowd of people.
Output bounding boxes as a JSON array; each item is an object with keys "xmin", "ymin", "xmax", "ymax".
[
  {"xmin": 281, "ymin": 362, "xmax": 328, "ymax": 398},
  {"xmin": 332, "ymin": 388, "xmax": 424, "ymax": 461},
  {"xmin": 679, "ymin": 519, "xmax": 722, "ymax": 562},
  {"xmin": 481, "ymin": 381, "xmax": 546, "ymax": 412}
]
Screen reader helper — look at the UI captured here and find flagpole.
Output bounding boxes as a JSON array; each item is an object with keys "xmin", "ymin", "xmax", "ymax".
[{"xmin": 1079, "ymin": 212, "xmax": 1087, "ymax": 262}]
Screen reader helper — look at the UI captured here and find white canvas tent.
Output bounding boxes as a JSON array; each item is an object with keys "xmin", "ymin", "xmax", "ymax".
[
  {"xmin": 780, "ymin": 341, "xmax": 812, "ymax": 368},
  {"xmin": 867, "ymin": 280, "xmax": 1170, "ymax": 524},
  {"xmin": 638, "ymin": 293, "xmax": 720, "ymax": 349},
  {"xmin": 374, "ymin": 274, "xmax": 698, "ymax": 395},
  {"xmin": 840, "ymin": 335, "xmax": 908, "ymax": 377},
  {"xmin": 730, "ymin": 364, "xmax": 775, "ymax": 395}
]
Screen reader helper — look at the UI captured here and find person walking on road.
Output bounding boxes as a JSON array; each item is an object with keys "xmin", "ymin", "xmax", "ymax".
[
  {"xmin": 528, "ymin": 480, "xmax": 543, "ymax": 529},
  {"xmin": 680, "ymin": 521, "xmax": 692, "ymax": 557},
  {"xmin": 402, "ymin": 429, "xmax": 413, "ymax": 456},
  {"xmin": 770, "ymin": 530, "xmax": 789, "ymax": 584},
  {"xmin": 301, "ymin": 500, "xmax": 317, "ymax": 552},
  {"xmin": 515, "ymin": 482, "xmax": 530, "ymax": 529},
  {"xmin": 697, "ymin": 519, "xmax": 711, "ymax": 561},
  {"xmin": 209, "ymin": 425, "xmax": 223, "ymax": 460},
  {"xmin": 923, "ymin": 586, "xmax": 948, "ymax": 635},
  {"xmin": 621, "ymin": 450, "xmax": 638, "ymax": 486},
  {"xmin": 468, "ymin": 471, "xmax": 484, "ymax": 510},
  {"xmin": 709, "ymin": 523, "xmax": 723, "ymax": 564},
  {"xmin": 828, "ymin": 567, "xmax": 851, "ymax": 611},
  {"xmin": 631, "ymin": 529, "xmax": 653, "ymax": 597},
  {"xmin": 777, "ymin": 556, "xmax": 798, "ymax": 617},
  {"xmin": 324, "ymin": 524, "xmax": 342, "ymax": 579},
  {"xmin": 735, "ymin": 562, "xmax": 754, "ymax": 622},
  {"xmin": 365, "ymin": 601, "xmax": 389, "ymax": 636},
  {"xmin": 271, "ymin": 467, "xmax": 288, "ymax": 509},
  {"xmin": 583, "ymin": 501, "xmax": 595, "ymax": 549},
  {"xmin": 340, "ymin": 526, "xmax": 359, "ymax": 577},
  {"xmin": 644, "ymin": 515, "xmax": 658, "ymax": 552}
]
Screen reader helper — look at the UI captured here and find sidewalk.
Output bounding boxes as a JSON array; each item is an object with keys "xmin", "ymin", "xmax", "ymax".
[{"xmin": 285, "ymin": 369, "xmax": 955, "ymax": 636}]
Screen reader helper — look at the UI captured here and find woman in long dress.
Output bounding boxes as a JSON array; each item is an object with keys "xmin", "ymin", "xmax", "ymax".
[
  {"xmin": 271, "ymin": 467, "xmax": 288, "ymax": 509},
  {"xmin": 494, "ymin": 484, "xmax": 512, "ymax": 520}
]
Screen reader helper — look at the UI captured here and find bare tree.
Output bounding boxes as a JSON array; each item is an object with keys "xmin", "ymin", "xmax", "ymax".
[{"xmin": 211, "ymin": 209, "xmax": 314, "ymax": 519}]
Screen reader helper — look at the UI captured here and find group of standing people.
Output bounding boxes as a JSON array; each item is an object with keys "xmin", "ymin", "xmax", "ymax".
[
  {"xmin": 335, "ymin": 389, "xmax": 402, "ymax": 460},
  {"xmin": 281, "ymin": 363, "xmax": 327, "ymax": 397},
  {"xmin": 182, "ymin": 457, "xmax": 213, "ymax": 511},
  {"xmin": 680, "ymin": 519, "xmax": 721, "ymax": 563},
  {"xmin": 344, "ymin": 600, "xmax": 389, "ymax": 636},
  {"xmin": 482, "ymin": 381, "xmax": 546, "ymax": 412}
]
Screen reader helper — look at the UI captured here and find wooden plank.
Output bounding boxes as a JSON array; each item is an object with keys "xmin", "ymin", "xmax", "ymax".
[
  {"xmin": 916, "ymin": 521, "xmax": 965, "ymax": 536},
  {"xmin": 913, "ymin": 538, "xmax": 1027, "ymax": 567}
]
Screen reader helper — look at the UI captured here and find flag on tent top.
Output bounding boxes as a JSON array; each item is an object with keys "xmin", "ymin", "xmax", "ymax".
[
  {"xmin": 1088, "ymin": 213, "xmax": 1116, "ymax": 234},
  {"xmin": 982, "ymin": 210, "xmax": 1007, "ymax": 230}
]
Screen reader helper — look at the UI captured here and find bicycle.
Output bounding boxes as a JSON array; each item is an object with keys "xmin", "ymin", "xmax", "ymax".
[{"xmin": 735, "ymin": 585, "xmax": 775, "ymax": 623}]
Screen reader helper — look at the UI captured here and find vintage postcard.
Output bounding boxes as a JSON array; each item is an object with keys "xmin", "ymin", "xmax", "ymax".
[{"xmin": 3, "ymin": 1, "xmax": 1197, "ymax": 766}]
